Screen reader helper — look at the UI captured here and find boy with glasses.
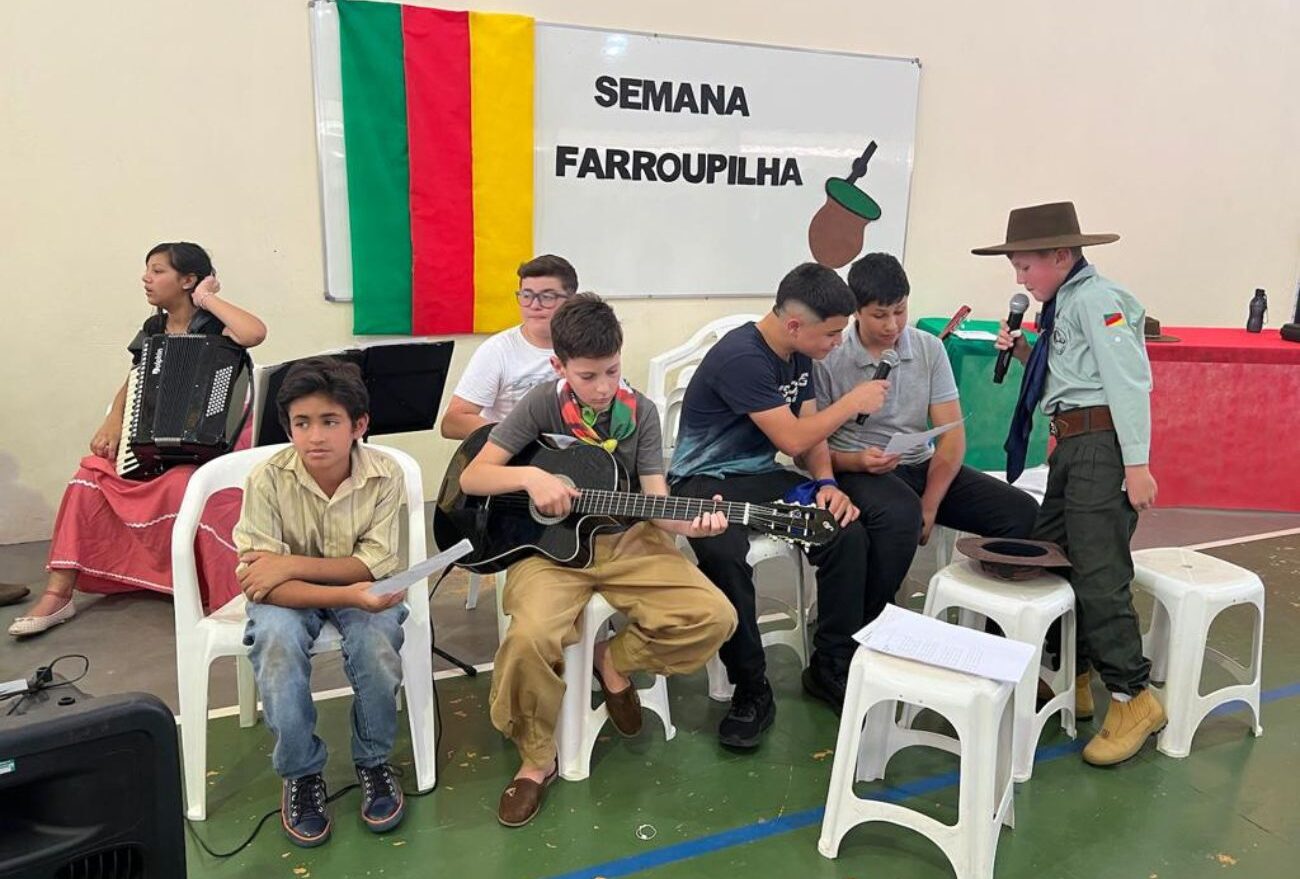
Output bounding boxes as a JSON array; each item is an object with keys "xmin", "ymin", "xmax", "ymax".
[{"xmin": 441, "ymin": 255, "xmax": 579, "ymax": 440}]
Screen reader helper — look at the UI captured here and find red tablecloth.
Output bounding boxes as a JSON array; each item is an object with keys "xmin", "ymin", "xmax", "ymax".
[{"xmin": 1147, "ymin": 328, "xmax": 1300, "ymax": 511}]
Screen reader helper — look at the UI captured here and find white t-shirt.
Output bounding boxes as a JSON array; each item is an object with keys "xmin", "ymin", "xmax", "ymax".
[{"xmin": 451, "ymin": 325, "xmax": 555, "ymax": 422}]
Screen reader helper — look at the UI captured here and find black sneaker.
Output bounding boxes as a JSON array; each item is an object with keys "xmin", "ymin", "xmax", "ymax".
[
  {"xmin": 281, "ymin": 773, "xmax": 331, "ymax": 847},
  {"xmin": 357, "ymin": 763, "xmax": 405, "ymax": 833},
  {"xmin": 801, "ymin": 664, "xmax": 847, "ymax": 714},
  {"xmin": 718, "ymin": 678, "xmax": 776, "ymax": 749}
]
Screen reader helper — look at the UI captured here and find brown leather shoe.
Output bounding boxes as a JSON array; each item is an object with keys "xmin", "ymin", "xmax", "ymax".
[
  {"xmin": 1082, "ymin": 689, "xmax": 1167, "ymax": 766},
  {"xmin": 0, "ymin": 583, "xmax": 31, "ymax": 607},
  {"xmin": 498, "ymin": 763, "xmax": 558, "ymax": 828},
  {"xmin": 594, "ymin": 667, "xmax": 643, "ymax": 737}
]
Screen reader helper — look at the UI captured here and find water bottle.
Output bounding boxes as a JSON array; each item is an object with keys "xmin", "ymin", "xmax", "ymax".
[{"xmin": 1246, "ymin": 288, "xmax": 1267, "ymax": 333}]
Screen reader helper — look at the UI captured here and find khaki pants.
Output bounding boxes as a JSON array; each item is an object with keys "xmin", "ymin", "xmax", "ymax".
[{"xmin": 489, "ymin": 522, "xmax": 737, "ymax": 767}]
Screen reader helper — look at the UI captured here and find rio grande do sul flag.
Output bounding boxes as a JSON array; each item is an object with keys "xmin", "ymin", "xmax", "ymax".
[{"xmin": 338, "ymin": 0, "xmax": 533, "ymax": 335}]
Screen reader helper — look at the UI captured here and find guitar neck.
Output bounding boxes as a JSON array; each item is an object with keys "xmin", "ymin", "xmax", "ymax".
[{"xmin": 575, "ymin": 490, "xmax": 766, "ymax": 524}]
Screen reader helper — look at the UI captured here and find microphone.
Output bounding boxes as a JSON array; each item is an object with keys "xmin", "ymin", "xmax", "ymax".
[
  {"xmin": 855, "ymin": 348, "xmax": 899, "ymax": 425},
  {"xmin": 993, "ymin": 293, "xmax": 1031, "ymax": 384}
]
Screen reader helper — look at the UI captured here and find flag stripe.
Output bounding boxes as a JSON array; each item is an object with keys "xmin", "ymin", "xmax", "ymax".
[
  {"xmin": 403, "ymin": 6, "xmax": 475, "ymax": 336},
  {"xmin": 338, "ymin": 0, "xmax": 412, "ymax": 334},
  {"xmin": 469, "ymin": 12, "xmax": 535, "ymax": 333}
]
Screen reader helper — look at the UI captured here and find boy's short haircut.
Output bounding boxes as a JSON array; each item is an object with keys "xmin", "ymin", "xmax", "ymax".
[
  {"xmin": 847, "ymin": 253, "xmax": 910, "ymax": 309},
  {"xmin": 275, "ymin": 356, "xmax": 370, "ymax": 431},
  {"xmin": 549, "ymin": 293, "xmax": 622, "ymax": 362},
  {"xmin": 775, "ymin": 263, "xmax": 857, "ymax": 320},
  {"xmin": 517, "ymin": 254, "xmax": 579, "ymax": 294}
]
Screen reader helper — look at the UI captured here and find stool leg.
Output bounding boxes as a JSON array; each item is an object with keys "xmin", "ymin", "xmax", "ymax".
[
  {"xmin": 1247, "ymin": 596, "xmax": 1265, "ymax": 737},
  {"xmin": 705, "ymin": 654, "xmax": 735, "ymax": 702},
  {"xmin": 818, "ymin": 660, "xmax": 870, "ymax": 859},
  {"xmin": 1011, "ymin": 645, "xmax": 1043, "ymax": 782},
  {"xmin": 1155, "ymin": 597, "xmax": 1208, "ymax": 759},
  {"xmin": 1144, "ymin": 596, "xmax": 1171, "ymax": 684},
  {"xmin": 856, "ymin": 700, "xmax": 899, "ymax": 783},
  {"xmin": 1061, "ymin": 608, "xmax": 1077, "ymax": 739},
  {"xmin": 639, "ymin": 675, "xmax": 677, "ymax": 740}
]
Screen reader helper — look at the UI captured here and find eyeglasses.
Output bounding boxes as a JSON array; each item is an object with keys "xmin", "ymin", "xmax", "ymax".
[{"xmin": 516, "ymin": 290, "xmax": 570, "ymax": 308}]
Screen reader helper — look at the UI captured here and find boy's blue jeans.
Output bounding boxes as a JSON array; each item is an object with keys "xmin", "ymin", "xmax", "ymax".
[{"xmin": 244, "ymin": 603, "xmax": 407, "ymax": 779}]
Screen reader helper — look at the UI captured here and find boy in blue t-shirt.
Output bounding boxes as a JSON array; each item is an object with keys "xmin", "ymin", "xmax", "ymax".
[{"xmin": 669, "ymin": 263, "xmax": 889, "ymax": 748}]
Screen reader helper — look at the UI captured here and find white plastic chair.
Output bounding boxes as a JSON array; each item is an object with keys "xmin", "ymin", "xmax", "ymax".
[
  {"xmin": 1133, "ymin": 547, "xmax": 1264, "ymax": 758},
  {"xmin": 172, "ymin": 443, "xmax": 437, "ymax": 820},
  {"xmin": 648, "ymin": 314, "xmax": 813, "ymax": 701},
  {"xmin": 492, "ymin": 575, "xmax": 675, "ymax": 780},
  {"xmin": 819, "ymin": 648, "xmax": 1016, "ymax": 879}
]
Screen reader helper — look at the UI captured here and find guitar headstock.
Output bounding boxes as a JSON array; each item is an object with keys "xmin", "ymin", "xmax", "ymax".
[{"xmin": 757, "ymin": 502, "xmax": 841, "ymax": 547}]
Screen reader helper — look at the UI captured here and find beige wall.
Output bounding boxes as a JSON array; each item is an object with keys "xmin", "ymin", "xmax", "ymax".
[{"xmin": 2, "ymin": 0, "xmax": 1297, "ymax": 544}]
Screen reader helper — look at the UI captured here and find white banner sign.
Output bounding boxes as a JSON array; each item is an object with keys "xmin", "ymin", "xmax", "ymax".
[
  {"xmin": 310, "ymin": 6, "xmax": 920, "ymax": 301},
  {"xmin": 533, "ymin": 27, "xmax": 920, "ymax": 298}
]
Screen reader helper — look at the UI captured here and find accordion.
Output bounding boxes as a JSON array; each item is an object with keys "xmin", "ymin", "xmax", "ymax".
[{"xmin": 116, "ymin": 334, "xmax": 252, "ymax": 479}]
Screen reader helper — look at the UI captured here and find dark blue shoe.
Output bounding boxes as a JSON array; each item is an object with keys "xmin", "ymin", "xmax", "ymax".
[
  {"xmin": 357, "ymin": 763, "xmax": 405, "ymax": 833},
  {"xmin": 281, "ymin": 773, "xmax": 331, "ymax": 847}
]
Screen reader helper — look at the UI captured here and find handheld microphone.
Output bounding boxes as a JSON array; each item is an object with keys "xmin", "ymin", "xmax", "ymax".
[
  {"xmin": 855, "ymin": 348, "xmax": 899, "ymax": 425},
  {"xmin": 993, "ymin": 293, "xmax": 1031, "ymax": 384}
]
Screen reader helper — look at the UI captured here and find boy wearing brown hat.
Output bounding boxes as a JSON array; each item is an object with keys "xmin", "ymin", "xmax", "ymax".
[{"xmin": 978, "ymin": 201, "xmax": 1164, "ymax": 767}]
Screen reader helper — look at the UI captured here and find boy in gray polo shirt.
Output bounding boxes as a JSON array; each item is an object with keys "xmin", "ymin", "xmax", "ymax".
[{"xmin": 814, "ymin": 253, "xmax": 1039, "ymax": 612}]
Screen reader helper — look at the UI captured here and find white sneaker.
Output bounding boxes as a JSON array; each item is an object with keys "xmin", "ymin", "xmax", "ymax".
[{"xmin": 8, "ymin": 598, "xmax": 76, "ymax": 636}]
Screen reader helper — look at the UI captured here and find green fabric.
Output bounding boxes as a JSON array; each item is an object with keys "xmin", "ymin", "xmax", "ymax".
[
  {"xmin": 339, "ymin": 0, "xmax": 412, "ymax": 334},
  {"xmin": 915, "ymin": 317, "xmax": 1049, "ymax": 471}
]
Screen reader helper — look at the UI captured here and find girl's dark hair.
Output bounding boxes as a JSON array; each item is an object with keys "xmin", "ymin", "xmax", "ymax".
[
  {"xmin": 145, "ymin": 242, "xmax": 214, "ymax": 293},
  {"xmin": 549, "ymin": 293, "xmax": 622, "ymax": 362},
  {"xmin": 275, "ymin": 356, "xmax": 370, "ymax": 432}
]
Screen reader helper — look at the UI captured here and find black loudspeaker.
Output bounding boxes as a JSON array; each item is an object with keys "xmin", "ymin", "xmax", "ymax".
[{"xmin": 0, "ymin": 687, "xmax": 185, "ymax": 878}]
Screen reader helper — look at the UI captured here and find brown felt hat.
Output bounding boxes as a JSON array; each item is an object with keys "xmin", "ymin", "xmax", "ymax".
[
  {"xmin": 1143, "ymin": 316, "xmax": 1180, "ymax": 343},
  {"xmin": 972, "ymin": 202, "xmax": 1119, "ymax": 255},
  {"xmin": 956, "ymin": 537, "xmax": 1070, "ymax": 581}
]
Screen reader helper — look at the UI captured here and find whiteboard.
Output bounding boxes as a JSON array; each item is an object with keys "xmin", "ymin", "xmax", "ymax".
[{"xmin": 309, "ymin": 2, "xmax": 920, "ymax": 301}]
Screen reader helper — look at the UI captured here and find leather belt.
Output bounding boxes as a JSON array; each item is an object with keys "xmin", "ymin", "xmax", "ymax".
[{"xmin": 1050, "ymin": 405, "xmax": 1115, "ymax": 439}]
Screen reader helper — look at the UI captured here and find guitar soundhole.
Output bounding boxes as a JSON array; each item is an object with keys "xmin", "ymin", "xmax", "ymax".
[{"xmin": 529, "ymin": 474, "xmax": 577, "ymax": 525}]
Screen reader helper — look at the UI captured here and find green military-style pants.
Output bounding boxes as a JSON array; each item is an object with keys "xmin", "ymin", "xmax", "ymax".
[{"xmin": 1034, "ymin": 429, "xmax": 1151, "ymax": 696}]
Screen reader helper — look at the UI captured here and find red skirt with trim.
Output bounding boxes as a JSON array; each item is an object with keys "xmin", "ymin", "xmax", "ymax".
[{"xmin": 46, "ymin": 425, "xmax": 253, "ymax": 610}]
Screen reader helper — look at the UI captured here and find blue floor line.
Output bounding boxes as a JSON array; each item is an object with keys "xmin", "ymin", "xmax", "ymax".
[{"xmin": 546, "ymin": 679, "xmax": 1293, "ymax": 879}]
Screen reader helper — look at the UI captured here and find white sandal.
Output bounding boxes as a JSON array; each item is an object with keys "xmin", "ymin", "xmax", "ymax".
[{"xmin": 8, "ymin": 597, "xmax": 76, "ymax": 636}]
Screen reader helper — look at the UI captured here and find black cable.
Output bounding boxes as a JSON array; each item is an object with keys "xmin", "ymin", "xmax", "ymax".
[
  {"xmin": 188, "ymin": 570, "xmax": 455, "ymax": 859},
  {"xmin": 3, "ymin": 654, "xmax": 91, "ymax": 716}
]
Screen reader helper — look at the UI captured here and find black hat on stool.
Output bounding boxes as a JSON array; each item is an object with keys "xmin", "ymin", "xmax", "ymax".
[{"xmin": 955, "ymin": 537, "xmax": 1071, "ymax": 582}]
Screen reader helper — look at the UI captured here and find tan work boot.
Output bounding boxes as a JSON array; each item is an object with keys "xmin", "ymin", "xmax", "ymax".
[
  {"xmin": 1075, "ymin": 671, "xmax": 1095, "ymax": 721},
  {"xmin": 1082, "ymin": 689, "xmax": 1166, "ymax": 766}
]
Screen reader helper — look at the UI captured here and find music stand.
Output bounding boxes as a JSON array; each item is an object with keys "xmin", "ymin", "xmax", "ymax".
[
  {"xmin": 250, "ymin": 340, "xmax": 476, "ymax": 676},
  {"xmin": 253, "ymin": 341, "xmax": 454, "ymax": 445}
]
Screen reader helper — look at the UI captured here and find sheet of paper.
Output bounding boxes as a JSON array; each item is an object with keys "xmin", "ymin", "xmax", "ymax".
[
  {"xmin": 852, "ymin": 604, "xmax": 1034, "ymax": 684},
  {"xmin": 369, "ymin": 539, "xmax": 474, "ymax": 597},
  {"xmin": 0, "ymin": 679, "xmax": 27, "ymax": 697},
  {"xmin": 882, "ymin": 418, "xmax": 965, "ymax": 456},
  {"xmin": 953, "ymin": 329, "xmax": 998, "ymax": 341}
]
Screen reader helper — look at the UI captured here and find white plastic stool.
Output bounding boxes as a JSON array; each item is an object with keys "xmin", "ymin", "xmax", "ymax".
[
  {"xmin": 819, "ymin": 648, "xmax": 1016, "ymax": 879},
  {"xmin": 692, "ymin": 535, "xmax": 811, "ymax": 702},
  {"xmin": 555, "ymin": 593, "xmax": 676, "ymax": 781},
  {"xmin": 920, "ymin": 560, "xmax": 1076, "ymax": 781},
  {"xmin": 1132, "ymin": 547, "xmax": 1264, "ymax": 758}
]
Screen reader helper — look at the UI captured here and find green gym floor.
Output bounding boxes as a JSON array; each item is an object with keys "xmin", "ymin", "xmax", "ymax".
[{"xmin": 181, "ymin": 533, "xmax": 1300, "ymax": 879}]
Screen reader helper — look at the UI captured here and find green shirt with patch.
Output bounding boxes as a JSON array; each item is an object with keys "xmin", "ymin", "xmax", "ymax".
[{"xmin": 1040, "ymin": 264, "xmax": 1152, "ymax": 466}]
